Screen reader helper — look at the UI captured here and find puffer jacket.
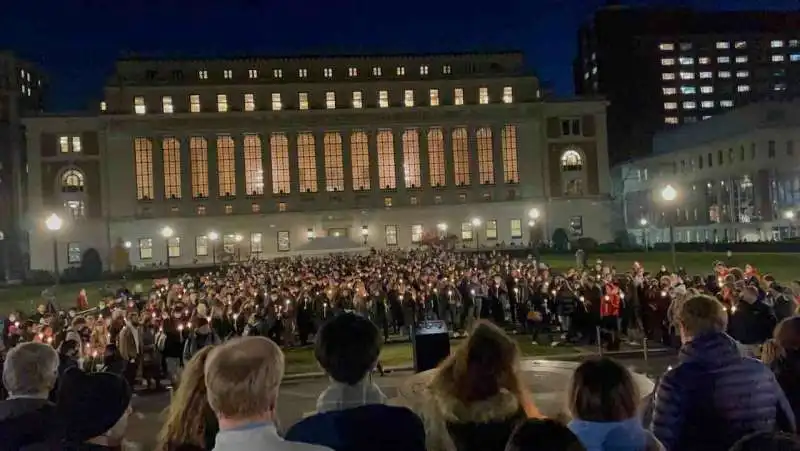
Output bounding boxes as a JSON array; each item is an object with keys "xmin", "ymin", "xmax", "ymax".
[
  {"xmin": 651, "ymin": 332, "xmax": 795, "ymax": 451},
  {"xmin": 771, "ymin": 349, "xmax": 800, "ymax": 431}
]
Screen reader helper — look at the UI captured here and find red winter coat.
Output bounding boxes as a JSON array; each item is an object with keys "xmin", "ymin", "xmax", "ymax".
[{"xmin": 600, "ymin": 283, "xmax": 621, "ymax": 318}]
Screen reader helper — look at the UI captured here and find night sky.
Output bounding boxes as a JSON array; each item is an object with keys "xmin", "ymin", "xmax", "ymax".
[{"xmin": 1, "ymin": 0, "xmax": 797, "ymax": 112}]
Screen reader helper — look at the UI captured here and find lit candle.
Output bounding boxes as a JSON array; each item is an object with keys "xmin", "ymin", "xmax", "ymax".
[
  {"xmin": 177, "ymin": 324, "xmax": 184, "ymax": 331},
  {"xmin": 661, "ymin": 291, "xmax": 667, "ymax": 297}
]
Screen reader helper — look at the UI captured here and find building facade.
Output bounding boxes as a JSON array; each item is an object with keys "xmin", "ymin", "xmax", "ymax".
[
  {"xmin": 24, "ymin": 52, "xmax": 612, "ymax": 271},
  {"xmin": 0, "ymin": 51, "xmax": 45, "ymax": 279},
  {"xmin": 575, "ymin": 5, "xmax": 800, "ymax": 164},
  {"xmin": 617, "ymin": 101, "xmax": 800, "ymax": 245}
]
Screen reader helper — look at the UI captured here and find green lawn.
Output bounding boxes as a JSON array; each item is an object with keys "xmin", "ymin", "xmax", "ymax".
[
  {"xmin": 0, "ymin": 278, "xmax": 150, "ymax": 314},
  {"xmin": 283, "ymin": 335, "xmax": 579, "ymax": 375}
]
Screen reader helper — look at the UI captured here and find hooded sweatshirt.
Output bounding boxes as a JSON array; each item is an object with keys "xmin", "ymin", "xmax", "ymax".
[{"xmin": 568, "ymin": 417, "xmax": 651, "ymax": 451}]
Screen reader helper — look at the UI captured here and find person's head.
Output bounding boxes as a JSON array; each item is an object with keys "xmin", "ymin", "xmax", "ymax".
[
  {"xmin": 431, "ymin": 320, "xmax": 521, "ymax": 404},
  {"xmin": 57, "ymin": 368, "xmax": 132, "ymax": 445},
  {"xmin": 774, "ymin": 316, "xmax": 800, "ymax": 353},
  {"xmin": 677, "ymin": 295, "xmax": 728, "ymax": 343},
  {"xmin": 127, "ymin": 311, "xmax": 140, "ymax": 326},
  {"xmin": 70, "ymin": 316, "xmax": 86, "ymax": 330},
  {"xmin": 730, "ymin": 431, "xmax": 800, "ymax": 451},
  {"xmin": 205, "ymin": 336, "xmax": 284, "ymax": 425},
  {"xmin": 741, "ymin": 286, "xmax": 759, "ymax": 304},
  {"xmin": 506, "ymin": 419, "xmax": 586, "ymax": 451},
  {"xmin": 2, "ymin": 341, "xmax": 59, "ymax": 397},
  {"xmin": 314, "ymin": 313, "xmax": 381, "ymax": 385},
  {"xmin": 567, "ymin": 357, "xmax": 639, "ymax": 422},
  {"xmin": 158, "ymin": 346, "xmax": 216, "ymax": 450},
  {"xmin": 59, "ymin": 338, "xmax": 81, "ymax": 359}
]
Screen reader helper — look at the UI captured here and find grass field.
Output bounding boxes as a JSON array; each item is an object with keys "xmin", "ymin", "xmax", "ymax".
[{"xmin": 1, "ymin": 251, "xmax": 798, "ymax": 315}]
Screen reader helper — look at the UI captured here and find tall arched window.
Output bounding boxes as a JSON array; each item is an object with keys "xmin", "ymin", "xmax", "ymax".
[
  {"xmin": 452, "ymin": 128, "xmax": 470, "ymax": 186},
  {"xmin": 377, "ymin": 130, "xmax": 396, "ymax": 190},
  {"xmin": 476, "ymin": 127, "xmax": 494, "ymax": 185},
  {"xmin": 402, "ymin": 129, "xmax": 421, "ymax": 188},
  {"xmin": 560, "ymin": 149, "xmax": 583, "ymax": 171},
  {"xmin": 559, "ymin": 148, "xmax": 585, "ymax": 196},
  {"xmin": 61, "ymin": 169, "xmax": 85, "ymax": 192}
]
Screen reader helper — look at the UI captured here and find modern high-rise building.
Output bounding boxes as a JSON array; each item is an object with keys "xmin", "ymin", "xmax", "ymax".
[
  {"xmin": 575, "ymin": 5, "xmax": 800, "ymax": 164},
  {"xmin": 0, "ymin": 51, "xmax": 45, "ymax": 279},
  {"xmin": 22, "ymin": 52, "xmax": 613, "ymax": 271}
]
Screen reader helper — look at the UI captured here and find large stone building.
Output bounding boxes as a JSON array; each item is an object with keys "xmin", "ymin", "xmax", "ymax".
[
  {"xmin": 23, "ymin": 52, "xmax": 612, "ymax": 271},
  {"xmin": 617, "ymin": 100, "xmax": 800, "ymax": 245}
]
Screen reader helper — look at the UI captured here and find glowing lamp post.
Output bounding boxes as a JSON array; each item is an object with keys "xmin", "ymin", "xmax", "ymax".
[
  {"xmin": 160, "ymin": 226, "xmax": 174, "ymax": 277},
  {"xmin": 45, "ymin": 213, "xmax": 63, "ymax": 285},
  {"xmin": 661, "ymin": 185, "xmax": 678, "ymax": 271},
  {"xmin": 361, "ymin": 225, "xmax": 369, "ymax": 246},
  {"xmin": 208, "ymin": 231, "xmax": 219, "ymax": 266},
  {"xmin": 639, "ymin": 218, "xmax": 649, "ymax": 251}
]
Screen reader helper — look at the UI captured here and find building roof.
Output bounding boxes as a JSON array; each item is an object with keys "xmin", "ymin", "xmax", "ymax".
[{"xmin": 116, "ymin": 50, "xmax": 524, "ymax": 64}]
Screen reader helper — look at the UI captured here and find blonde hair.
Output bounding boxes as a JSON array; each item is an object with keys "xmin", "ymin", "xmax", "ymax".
[
  {"xmin": 157, "ymin": 346, "xmax": 216, "ymax": 450},
  {"xmin": 678, "ymin": 295, "xmax": 728, "ymax": 338},
  {"xmin": 204, "ymin": 336, "xmax": 285, "ymax": 419}
]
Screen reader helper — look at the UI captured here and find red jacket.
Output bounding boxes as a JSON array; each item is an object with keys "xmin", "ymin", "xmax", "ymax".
[{"xmin": 601, "ymin": 283, "xmax": 621, "ymax": 318}]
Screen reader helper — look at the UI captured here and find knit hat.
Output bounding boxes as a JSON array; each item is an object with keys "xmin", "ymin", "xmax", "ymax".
[{"xmin": 57, "ymin": 368, "xmax": 132, "ymax": 442}]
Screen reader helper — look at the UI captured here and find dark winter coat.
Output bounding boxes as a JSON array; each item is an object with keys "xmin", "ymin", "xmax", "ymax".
[
  {"xmin": 728, "ymin": 300, "xmax": 776, "ymax": 345},
  {"xmin": 0, "ymin": 397, "xmax": 64, "ymax": 450},
  {"xmin": 651, "ymin": 332, "xmax": 795, "ymax": 451},
  {"xmin": 771, "ymin": 349, "xmax": 800, "ymax": 432}
]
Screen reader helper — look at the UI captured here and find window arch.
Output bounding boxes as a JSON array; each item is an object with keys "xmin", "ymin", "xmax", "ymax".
[
  {"xmin": 61, "ymin": 169, "xmax": 85, "ymax": 192},
  {"xmin": 560, "ymin": 149, "xmax": 583, "ymax": 171}
]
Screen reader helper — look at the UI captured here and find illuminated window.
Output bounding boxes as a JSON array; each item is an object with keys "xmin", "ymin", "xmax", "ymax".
[
  {"xmin": 661, "ymin": 58, "xmax": 675, "ymax": 66},
  {"xmin": 479, "ymin": 87, "xmax": 489, "ymax": 104},
  {"xmin": 385, "ymin": 225, "xmax": 398, "ymax": 245},
  {"xmin": 736, "ymin": 70, "xmax": 749, "ymax": 78},
  {"xmin": 324, "ymin": 68, "xmax": 333, "ymax": 78},
  {"xmin": 443, "ymin": 65, "xmax": 452, "ymax": 74},
  {"xmin": 348, "ymin": 67, "xmax": 358, "ymax": 77},
  {"xmin": 664, "ymin": 102, "xmax": 677, "ymax": 110},
  {"xmin": 485, "ymin": 220, "xmax": 498, "ymax": 240},
  {"xmin": 251, "ymin": 203, "xmax": 260, "ymax": 213},
  {"xmin": 718, "ymin": 71, "xmax": 731, "ymax": 78},
  {"xmin": 717, "ymin": 56, "xmax": 730, "ymax": 64},
  {"xmin": 298, "ymin": 68, "xmax": 307, "ymax": 78},
  {"xmin": 189, "ymin": 137, "xmax": 208, "ymax": 198},
  {"xmin": 402, "ymin": 129, "xmax": 421, "ymax": 188},
  {"xmin": 721, "ymin": 100, "xmax": 734, "ymax": 108},
  {"xmin": 477, "ymin": 128, "xmax": 494, "ymax": 185},
  {"xmin": 167, "ymin": 237, "xmax": 181, "ymax": 258},
  {"xmin": 427, "ymin": 128, "xmax": 446, "ymax": 187},
  {"xmin": 454, "ymin": 88, "xmax": 464, "ymax": 105},
  {"xmin": 270, "ymin": 133, "xmax": 290, "ymax": 194},
  {"xmin": 217, "ymin": 135, "xmax": 236, "ymax": 197},
  {"xmin": 217, "ymin": 94, "xmax": 228, "ymax": 112},
  {"xmin": 701, "ymin": 100, "xmax": 714, "ymax": 108},
  {"xmin": 223, "ymin": 69, "xmax": 232, "ymax": 79},
  {"xmin": 679, "ymin": 71, "xmax": 695, "ymax": 80},
  {"xmin": 195, "ymin": 236, "xmax": 208, "ymax": 256},
  {"xmin": 665, "ymin": 117, "xmax": 678, "ymax": 124},
  {"xmin": 372, "ymin": 66, "xmax": 382, "ymax": 76},
  {"xmin": 772, "ymin": 54, "xmax": 785, "ymax": 62},
  {"xmin": 700, "ymin": 86, "xmax": 714, "ymax": 94},
  {"xmin": 350, "ymin": 131, "xmax": 370, "ymax": 191},
  {"xmin": 244, "ymin": 93, "xmax": 256, "ymax": 111},
  {"xmin": 377, "ymin": 130, "xmax": 396, "ymax": 190},
  {"xmin": 162, "ymin": 96, "xmax": 174, "ymax": 113},
  {"xmin": 430, "ymin": 89, "xmax": 439, "ymax": 106},
  {"xmin": 735, "ymin": 55, "xmax": 748, "ymax": 63},
  {"xmin": 248, "ymin": 69, "xmax": 258, "ymax": 79},
  {"xmin": 250, "ymin": 233, "xmax": 263, "ymax": 254},
  {"xmin": 271, "ymin": 93, "xmax": 282, "ymax": 111},
  {"xmin": 659, "ymin": 43, "xmax": 674, "ymax": 51},
  {"xmin": 699, "ymin": 71, "xmax": 713, "ymax": 79},
  {"xmin": 735, "ymin": 41, "xmax": 747, "ymax": 49},
  {"xmin": 680, "ymin": 85, "xmax": 696, "ymax": 94},
  {"xmin": 59, "ymin": 136, "xmax": 81, "ymax": 153},
  {"xmin": 662, "ymin": 73, "xmax": 675, "ymax": 80},
  {"xmin": 420, "ymin": 65, "xmax": 429, "ymax": 75},
  {"xmin": 162, "ymin": 137, "xmax": 182, "ymax": 199},
  {"xmin": 502, "ymin": 125, "xmax": 519, "ymax": 184},
  {"xmin": 461, "ymin": 223, "xmax": 473, "ymax": 241},
  {"xmin": 100, "ymin": 101, "xmax": 107, "ymax": 111},
  {"xmin": 190, "ymin": 94, "xmax": 201, "ymax": 113},
  {"xmin": 134, "ymin": 96, "xmax": 146, "ymax": 115},
  {"xmin": 326, "ymin": 91, "xmax": 336, "ymax": 109},
  {"xmin": 298, "ymin": 92, "xmax": 309, "ymax": 110},
  {"xmin": 224, "ymin": 205, "xmax": 233, "ymax": 215},
  {"xmin": 139, "ymin": 238, "xmax": 153, "ymax": 260},
  {"xmin": 378, "ymin": 90, "xmax": 389, "ymax": 108},
  {"xmin": 663, "ymin": 87, "xmax": 677, "ymax": 95},
  {"xmin": 243, "ymin": 134, "xmax": 264, "ymax": 196},
  {"xmin": 698, "ymin": 57, "xmax": 711, "ymax": 65},
  {"xmin": 273, "ymin": 69, "xmax": 283, "ymax": 78},
  {"xmin": 679, "ymin": 57, "xmax": 694, "ymax": 65},
  {"xmin": 410, "ymin": 195, "xmax": 418, "ymax": 205},
  {"xmin": 410, "ymin": 225, "xmax": 423, "ymax": 243},
  {"xmin": 404, "ymin": 90, "xmax": 414, "ymax": 107},
  {"xmin": 716, "ymin": 41, "xmax": 730, "ymax": 49},
  {"xmin": 502, "ymin": 86, "xmax": 513, "ymax": 104},
  {"xmin": 277, "ymin": 230, "xmax": 290, "ymax": 250},
  {"xmin": 396, "ymin": 66, "xmax": 405, "ymax": 76},
  {"xmin": 737, "ymin": 85, "xmax": 750, "ymax": 92},
  {"xmin": 198, "ymin": 70, "xmax": 208, "ymax": 80},
  {"xmin": 352, "ymin": 91, "xmax": 363, "ymax": 109},
  {"xmin": 453, "ymin": 128, "xmax": 470, "ymax": 186},
  {"xmin": 561, "ymin": 149, "xmax": 583, "ymax": 171},
  {"xmin": 683, "ymin": 101, "xmax": 696, "ymax": 110},
  {"xmin": 772, "ymin": 40, "xmax": 784, "ymax": 48},
  {"xmin": 133, "ymin": 137, "xmax": 154, "ymax": 200},
  {"xmin": 323, "ymin": 132, "xmax": 344, "ymax": 192},
  {"xmin": 61, "ymin": 169, "xmax": 84, "ymax": 193},
  {"xmin": 297, "ymin": 133, "xmax": 318, "ymax": 193}
]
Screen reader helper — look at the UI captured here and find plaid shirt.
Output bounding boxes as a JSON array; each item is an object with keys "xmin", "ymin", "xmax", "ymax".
[{"xmin": 315, "ymin": 377, "xmax": 388, "ymax": 413}]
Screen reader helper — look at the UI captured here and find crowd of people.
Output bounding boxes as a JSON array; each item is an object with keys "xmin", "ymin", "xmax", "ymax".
[{"xmin": 0, "ymin": 247, "xmax": 799, "ymax": 450}]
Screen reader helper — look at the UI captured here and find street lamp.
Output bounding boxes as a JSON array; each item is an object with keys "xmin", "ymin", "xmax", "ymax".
[
  {"xmin": 361, "ymin": 225, "xmax": 369, "ymax": 246},
  {"xmin": 123, "ymin": 241, "xmax": 132, "ymax": 249},
  {"xmin": 160, "ymin": 226, "xmax": 174, "ymax": 278},
  {"xmin": 471, "ymin": 217, "xmax": 482, "ymax": 249},
  {"xmin": 661, "ymin": 184, "xmax": 678, "ymax": 271},
  {"xmin": 639, "ymin": 218, "xmax": 649, "ymax": 251},
  {"xmin": 208, "ymin": 231, "xmax": 219, "ymax": 266},
  {"xmin": 528, "ymin": 208, "xmax": 541, "ymax": 220},
  {"xmin": 45, "ymin": 213, "xmax": 64, "ymax": 285}
]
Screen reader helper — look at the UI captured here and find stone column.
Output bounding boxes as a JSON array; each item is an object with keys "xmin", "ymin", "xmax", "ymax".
[
  {"xmin": 315, "ymin": 131, "xmax": 326, "ymax": 193},
  {"xmin": 468, "ymin": 126, "xmax": 480, "ymax": 188},
  {"xmin": 419, "ymin": 127, "xmax": 430, "ymax": 189},
  {"xmin": 368, "ymin": 129, "xmax": 380, "ymax": 193},
  {"xmin": 207, "ymin": 134, "xmax": 218, "ymax": 199},
  {"xmin": 492, "ymin": 125, "xmax": 504, "ymax": 185},
  {"xmin": 234, "ymin": 135, "xmax": 246, "ymax": 197},
  {"xmin": 287, "ymin": 133, "xmax": 300, "ymax": 195},
  {"xmin": 443, "ymin": 127, "xmax": 455, "ymax": 188},
  {"xmin": 394, "ymin": 127, "xmax": 406, "ymax": 192},
  {"xmin": 180, "ymin": 136, "xmax": 191, "ymax": 202},
  {"xmin": 261, "ymin": 133, "xmax": 272, "ymax": 196},
  {"xmin": 152, "ymin": 137, "xmax": 165, "ymax": 201},
  {"xmin": 342, "ymin": 130, "xmax": 352, "ymax": 192}
]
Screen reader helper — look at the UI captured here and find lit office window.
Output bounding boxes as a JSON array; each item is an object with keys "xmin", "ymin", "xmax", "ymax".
[
  {"xmin": 190, "ymin": 137, "xmax": 209, "ymax": 198},
  {"xmin": 680, "ymin": 85, "xmax": 696, "ymax": 94},
  {"xmin": 404, "ymin": 90, "xmax": 414, "ymax": 107},
  {"xmin": 427, "ymin": 128, "xmax": 446, "ymax": 187},
  {"xmin": 250, "ymin": 233, "xmax": 263, "ymax": 254},
  {"xmin": 680, "ymin": 43, "xmax": 692, "ymax": 51},
  {"xmin": 659, "ymin": 43, "xmax": 674, "ymax": 51},
  {"xmin": 717, "ymin": 56, "xmax": 730, "ymax": 64},
  {"xmin": 324, "ymin": 67, "xmax": 333, "ymax": 78},
  {"xmin": 190, "ymin": 94, "xmax": 201, "ymax": 113},
  {"xmin": 372, "ymin": 66, "xmax": 382, "ymax": 76},
  {"xmin": 430, "ymin": 89, "xmax": 440, "ymax": 106},
  {"xmin": 298, "ymin": 68, "xmax": 307, "ymax": 78},
  {"xmin": 244, "ymin": 93, "xmax": 256, "ymax": 111},
  {"xmin": 721, "ymin": 100, "xmax": 734, "ymax": 108},
  {"xmin": 297, "ymin": 133, "xmax": 317, "ymax": 193},
  {"xmin": 734, "ymin": 41, "xmax": 747, "ymax": 49},
  {"xmin": 453, "ymin": 128, "xmax": 470, "ymax": 186},
  {"xmin": 736, "ymin": 70, "xmax": 749, "ymax": 78},
  {"xmin": 420, "ymin": 65, "xmax": 429, "ymax": 75},
  {"xmin": 679, "ymin": 72, "xmax": 695, "ymax": 80},
  {"xmin": 664, "ymin": 102, "xmax": 678, "ymax": 110},
  {"xmin": 195, "ymin": 236, "xmax": 208, "ymax": 257},
  {"xmin": 792, "ymin": 54, "xmax": 800, "ymax": 62},
  {"xmin": 273, "ymin": 69, "xmax": 283, "ymax": 78},
  {"xmin": 217, "ymin": 94, "xmax": 228, "ymax": 112},
  {"xmin": 735, "ymin": 55, "xmax": 748, "ymax": 63},
  {"xmin": 443, "ymin": 65, "xmax": 452, "ymax": 74},
  {"xmin": 701, "ymin": 100, "xmax": 715, "ymax": 108},
  {"xmin": 402, "ymin": 129, "xmax": 421, "ymax": 188},
  {"xmin": 700, "ymin": 86, "xmax": 714, "ymax": 94},
  {"xmin": 396, "ymin": 66, "xmax": 405, "ymax": 76},
  {"xmin": 683, "ymin": 101, "xmax": 696, "ymax": 110},
  {"xmin": 162, "ymin": 96, "xmax": 174, "ymax": 114},
  {"xmin": 198, "ymin": 70, "xmax": 208, "ymax": 80},
  {"xmin": 325, "ymin": 91, "xmax": 336, "ymax": 109},
  {"xmin": 133, "ymin": 137, "xmax": 154, "ymax": 200},
  {"xmin": 248, "ymin": 69, "xmax": 258, "ymax": 79},
  {"xmin": 699, "ymin": 71, "xmax": 713, "ymax": 79},
  {"xmin": 100, "ymin": 101, "xmax": 107, "ymax": 111},
  {"xmin": 351, "ymin": 131, "xmax": 371, "ymax": 191},
  {"xmin": 59, "ymin": 136, "xmax": 69, "ymax": 153},
  {"xmin": 501, "ymin": 125, "xmax": 519, "ymax": 184},
  {"xmin": 133, "ymin": 96, "xmax": 146, "ymax": 115},
  {"xmin": 791, "ymin": 40, "xmax": 800, "ymax": 47},
  {"xmin": 243, "ymin": 134, "xmax": 264, "ymax": 196},
  {"xmin": 454, "ymin": 88, "xmax": 464, "ymax": 105},
  {"xmin": 502, "ymin": 86, "xmax": 513, "ymax": 104},
  {"xmin": 377, "ymin": 130, "xmax": 396, "ymax": 190},
  {"xmin": 662, "ymin": 73, "xmax": 676, "ymax": 80},
  {"xmin": 461, "ymin": 223, "xmax": 473, "ymax": 241},
  {"xmin": 737, "ymin": 85, "xmax": 750, "ymax": 92},
  {"xmin": 772, "ymin": 40, "xmax": 784, "ymax": 48},
  {"xmin": 772, "ymin": 54, "xmax": 786, "ymax": 62},
  {"xmin": 323, "ymin": 132, "xmax": 344, "ymax": 192},
  {"xmin": 661, "ymin": 58, "xmax": 675, "ymax": 66},
  {"xmin": 139, "ymin": 238, "xmax": 153, "ymax": 260},
  {"xmin": 663, "ymin": 87, "xmax": 677, "ymax": 95},
  {"xmin": 477, "ymin": 128, "xmax": 494, "ymax": 185},
  {"xmin": 270, "ymin": 133, "xmax": 290, "ymax": 194},
  {"xmin": 378, "ymin": 90, "xmax": 389, "ymax": 108},
  {"xmin": 698, "ymin": 57, "xmax": 711, "ymax": 65},
  {"xmin": 217, "ymin": 135, "xmax": 236, "ymax": 197},
  {"xmin": 348, "ymin": 67, "xmax": 358, "ymax": 77},
  {"xmin": 385, "ymin": 225, "xmax": 398, "ymax": 245},
  {"xmin": 352, "ymin": 91, "xmax": 363, "ymax": 109},
  {"xmin": 479, "ymin": 87, "xmax": 489, "ymax": 104},
  {"xmin": 223, "ymin": 69, "xmax": 233, "ymax": 79},
  {"xmin": 679, "ymin": 57, "xmax": 694, "ymax": 65},
  {"xmin": 162, "ymin": 137, "xmax": 182, "ymax": 199},
  {"xmin": 665, "ymin": 117, "xmax": 678, "ymax": 124},
  {"xmin": 167, "ymin": 237, "xmax": 181, "ymax": 258},
  {"xmin": 718, "ymin": 71, "xmax": 731, "ymax": 78},
  {"xmin": 271, "ymin": 93, "xmax": 282, "ymax": 111},
  {"xmin": 298, "ymin": 92, "xmax": 309, "ymax": 110},
  {"xmin": 716, "ymin": 41, "xmax": 730, "ymax": 49},
  {"xmin": 411, "ymin": 225, "xmax": 423, "ymax": 243}
]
